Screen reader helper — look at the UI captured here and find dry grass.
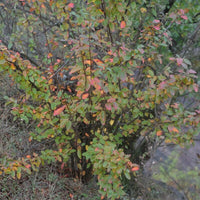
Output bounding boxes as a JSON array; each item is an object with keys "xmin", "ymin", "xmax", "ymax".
[{"xmin": 0, "ymin": 168, "xmax": 99, "ymax": 200}]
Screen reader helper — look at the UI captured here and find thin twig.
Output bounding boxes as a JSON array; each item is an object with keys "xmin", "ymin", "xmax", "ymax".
[{"xmin": 48, "ymin": 52, "xmax": 75, "ymax": 80}]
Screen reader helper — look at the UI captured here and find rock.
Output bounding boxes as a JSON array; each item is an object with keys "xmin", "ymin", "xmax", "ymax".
[{"xmin": 143, "ymin": 134, "xmax": 200, "ymax": 200}]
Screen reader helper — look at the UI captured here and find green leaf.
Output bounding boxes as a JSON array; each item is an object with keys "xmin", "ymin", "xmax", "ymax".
[
  {"xmin": 66, "ymin": 120, "xmax": 72, "ymax": 130},
  {"xmin": 0, "ymin": 59, "xmax": 6, "ymax": 64},
  {"xmin": 77, "ymin": 146, "xmax": 82, "ymax": 159},
  {"xmin": 124, "ymin": 170, "xmax": 131, "ymax": 180},
  {"xmin": 8, "ymin": 42, "xmax": 13, "ymax": 49}
]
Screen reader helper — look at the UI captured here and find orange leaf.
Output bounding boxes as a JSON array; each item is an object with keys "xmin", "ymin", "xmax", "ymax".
[
  {"xmin": 48, "ymin": 78, "xmax": 53, "ymax": 84},
  {"xmin": 93, "ymin": 59, "xmax": 103, "ymax": 64},
  {"xmin": 85, "ymin": 133, "xmax": 89, "ymax": 137},
  {"xmin": 120, "ymin": 21, "xmax": 126, "ymax": 29},
  {"xmin": 49, "ymin": 0, "xmax": 53, "ymax": 6},
  {"xmin": 168, "ymin": 125, "xmax": 179, "ymax": 133},
  {"xmin": 172, "ymin": 127, "xmax": 179, "ymax": 133},
  {"xmin": 131, "ymin": 166, "xmax": 139, "ymax": 171},
  {"xmin": 171, "ymin": 103, "xmax": 179, "ymax": 109},
  {"xmin": 156, "ymin": 130, "xmax": 162, "ymax": 136},
  {"xmin": 41, "ymin": 3, "xmax": 45, "ymax": 9},
  {"xmin": 53, "ymin": 105, "xmax": 66, "ymax": 116},
  {"xmin": 98, "ymin": 19, "xmax": 104, "ymax": 23},
  {"xmin": 165, "ymin": 139, "xmax": 172, "ymax": 143},
  {"xmin": 82, "ymin": 93, "xmax": 89, "ymax": 99},
  {"xmin": 28, "ymin": 136, "xmax": 32, "ymax": 142},
  {"xmin": 29, "ymin": 7, "xmax": 35, "ymax": 12},
  {"xmin": 84, "ymin": 60, "xmax": 92, "ymax": 65},
  {"xmin": 47, "ymin": 53, "xmax": 53, "ymax": 58},
  {"xmin": 76, "ymin": 90, "xmax": 82, "ymax": 98},
  {"xmin": 11, "ymin": 63, "xmax": 16, "ymax": 70}
]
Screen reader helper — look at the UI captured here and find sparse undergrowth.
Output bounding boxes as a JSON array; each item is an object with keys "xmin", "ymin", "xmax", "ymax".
[{"xmin": 0, "ymin": 167, "xmax": 100, "ymax": 200}]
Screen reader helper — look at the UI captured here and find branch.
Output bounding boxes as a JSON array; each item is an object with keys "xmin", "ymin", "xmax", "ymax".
[
  {"xmin": 192, "ymin": 12, "xmax": 200, "ymax": 23},
  {"xmin": 163, "ymin": 0, "xmax": 176, "ymax": 15},
  {"xmin": 48, "ymin": 52, "xmax": 75, "ymax": 80},
  {"xmin": 180, "ymin": 22, "xmax": 200, "ymax": 57},
  {"xmin": 6, "ymin": 60, "xmax": 41, "ymax": 92},
  {"xmin": 0, "ymin": 36, "xmax": 39, "ymax": 67}
]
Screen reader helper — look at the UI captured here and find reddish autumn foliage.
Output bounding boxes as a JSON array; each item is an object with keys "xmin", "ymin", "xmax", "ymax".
[{"xmin": 0, "ymin": 0, "xmax": 199, "ymax": 199}]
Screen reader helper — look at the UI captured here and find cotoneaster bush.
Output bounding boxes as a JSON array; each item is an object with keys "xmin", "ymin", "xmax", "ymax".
[{"xmin": 0, "ymin": 0, "xmax": 200, "ymax": 199}]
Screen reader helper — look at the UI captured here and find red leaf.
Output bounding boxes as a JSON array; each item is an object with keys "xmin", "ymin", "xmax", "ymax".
[
  {"xmin": 53, "ymin": 105, "xmax": 66, "ymax": 116},
  {"xmin": 107, "ymin": 98, "xmax": 115, "ymax": 103},
  {"xmin": 68, "ymin": 3, "xmax": 74, "ymax": 8},
  {"xmin": 181, "ymin": 15, "xmax": 188, "ymax": 20},
  {"xmin": 169, "ymin": 57, "xmax": 175, "ymax": 61},
  {"xmin": 61, "ymin": 162, "xmax": 65, "ymax": 170},
  {"xmin": 177, "ymin": 58, "xmax": 183, "ymax": 66},
  {"xmin": 193, "ymin": 84, "xmax": 198, "ymax": 92},
  {"xmin": 90, "ymin": 78, "xmax": 101, "ymax": 91},
  {"xmin": 153, "ymin": 19, "xmax": 160, "ymax": 23},
  {"xmin": 95, "ymin": 84, "xmax": 101, "ymax": 90},
  {"xmin": 95, "ymin": 148, "xmax": 99, "ymax": 152},
  {"xmin": 158, "ymin": 81, "xmax": 167, "ymax": 89},
  {"xmin": 163, "ymin": 32, "xmax": 168, "ymax": 37},
  {"xmin": 120, "ymin": 21, "xmax": 126, "ymax": 29},
  {"xmin": 139, "ymin": 48, "xmax": 144, "ymax": 54},
  {"xmin": 113, "ymin": 102, "xmax": 118, "ymax": 110},
  {"xmin": 25, "ymin": 164, "xmax": 31, "ymax": 169},
  {"xmin": 93, "ymin": 77, "xmax": 100, "ymax": 84},
  {"xmin": 153, "ymin": 25, "xmax": 160, "ymax": 30},
  {"xmin": 178, "ymin": 9, "xmax": 185, "ymax": 15},
  {"xmin": 188, "ymin": 69, "xmax": 196, "ymax": 74},
  {"xmin": 195, "ymin": 109, "xmax": 200, "ymax": 114},
  {"xmin": 90, "ymin": 79, "xmax": 95, "ymax": 86},
  {"xmin": 169, "ymin": 12, "xmax": 177, "ymax": 19},
  {"xmin": 105, "ymin": 103, "xmax": 112, "ymax": 111}
]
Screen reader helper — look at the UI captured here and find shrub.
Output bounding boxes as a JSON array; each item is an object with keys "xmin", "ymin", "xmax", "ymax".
[{"xmin": 0, "ymin": 0, "xmax": 199, "ymax": 198}]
